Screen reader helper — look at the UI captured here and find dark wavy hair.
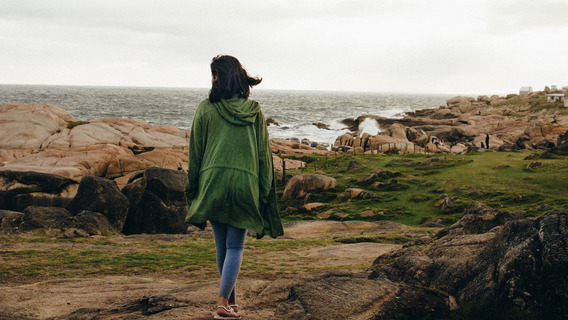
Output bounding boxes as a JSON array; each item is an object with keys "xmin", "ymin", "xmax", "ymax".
[{"xmin": 209, "ymin": 55, "xmax": 262, "ymax": 102}]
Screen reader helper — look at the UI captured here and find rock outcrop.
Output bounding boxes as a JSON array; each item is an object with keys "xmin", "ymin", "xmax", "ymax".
[
  {"xmin": 0, "ymin": 104, "xmax": 327, "ymax": 189},
  {"xmin": 0, "ymin": 103, "xmax": 189, "ymax": 185},
  {"xmin": 333, "ymin": 91, "xmax": 568, "ymax": 155},
  {"xmin": 66, "ymin": 175, "xmax": 129, "ymax": 231},
  {"xmin": 19, "ymin": 206, "xmax": 74, "ymax": 231},
  {"xmin": 0, "ymin": 167, "xmax": 193, "ymax": 236},
  {"xmin": 282, "ymin": 174, "xmax": 337, "ymax": 200},
  {"xmin": 276, "ymin": 205, "xmax": 568, "ymax": 319},
  {"xmin": 0, "ymin": 170, "xmax": 79, "ymax": 212},
  {"xmin": 0, "ymin": 210, "xmax": 23, "ymax": 234},
  {"xmin": 270, "ymin": 138, "xmax": 329, "ymax": 155},
  {"xmin": 121, "ymin": 167, "xmax": 189, "ymax": 234}
]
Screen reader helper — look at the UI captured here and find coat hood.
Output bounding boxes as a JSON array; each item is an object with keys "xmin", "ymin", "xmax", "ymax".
[{"xmin": 213, "ymin": 96, "xmax": 260, "ymax": 126}]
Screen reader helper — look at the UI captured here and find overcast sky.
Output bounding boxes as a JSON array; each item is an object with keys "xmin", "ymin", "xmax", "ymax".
[{"xmin": 1, "ymin": 0, "xmax": 567, "ymax": 95}]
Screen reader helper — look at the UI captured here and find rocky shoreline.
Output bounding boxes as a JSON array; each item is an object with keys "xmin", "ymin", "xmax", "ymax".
[
  {"xmin": 1, "ymin": 91, "xmax": 568, "ymax": 318},
  {"xmin": 1, "ymin": 90, "xmax": 568, "ymax": 235},
  {"xmin": 331, "ymin": 91, "xmax": 568, "ymax": 155},
  {"xmin": 2, "ymin": 90, "xmax": 567, "ymax": 184}
]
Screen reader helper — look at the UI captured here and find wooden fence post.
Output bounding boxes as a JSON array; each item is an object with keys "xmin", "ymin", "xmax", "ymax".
[{"xmin": 282, "ymin": 159, "xmax": 286, "ymax": 186}]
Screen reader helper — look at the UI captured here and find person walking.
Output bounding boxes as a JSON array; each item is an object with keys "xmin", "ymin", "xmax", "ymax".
[{"xmin": 185, "ymin": 55, "xmax": 283, "ymax": 319}]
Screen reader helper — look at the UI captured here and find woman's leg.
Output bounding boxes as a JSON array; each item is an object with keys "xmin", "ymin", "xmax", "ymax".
[
  {"xmin": 210, "ymin": 221, "xmax": 227, "ymax": 284},
  {"xmin": 219, "ymin": 224, "xmax": 246, "ymax": 302},
  {"xmin": 210, "ymin": 221, "xmax": 246, "ymax": 307}
]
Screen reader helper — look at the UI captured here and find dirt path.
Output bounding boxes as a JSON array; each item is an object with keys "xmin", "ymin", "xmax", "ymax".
[{"xmin": 0, "ymin": 221, "xmax": 428, "ymax": 319}]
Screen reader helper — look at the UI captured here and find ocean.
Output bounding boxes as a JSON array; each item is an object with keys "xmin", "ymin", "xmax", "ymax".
[{"xmin": 0, "ymin": 85, "xmax": 452, "ymax": 147}]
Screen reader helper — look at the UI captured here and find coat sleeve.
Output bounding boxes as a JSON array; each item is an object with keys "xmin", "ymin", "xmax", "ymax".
[
  {"xmin": 185, "ymin": 103, "xmax": 206, "ymax": 203},
  {"xmin": 256, "ymin": 110, "xmax": 284, "ymax": 239},
  {"xmin": 257, "ymin": 111, "xmax": 273, "ymax": 207}
]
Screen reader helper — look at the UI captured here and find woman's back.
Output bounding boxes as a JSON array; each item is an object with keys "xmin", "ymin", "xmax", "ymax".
[{"xmin": 197, "ymin": 96, "xmax": 261, "ymax": 176}]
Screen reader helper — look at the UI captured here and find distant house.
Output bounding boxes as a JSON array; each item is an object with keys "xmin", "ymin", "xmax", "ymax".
[
  {"xmin": 547, "ymin": 93, "xmax": 565, "ymax": 103},
  {"xmin": 519, "ymin": 86, "xmax": 533, "ymax": 95},
  {"xmin": 551, "ymin": 85, "xmax": 558, "ymax": 91}
]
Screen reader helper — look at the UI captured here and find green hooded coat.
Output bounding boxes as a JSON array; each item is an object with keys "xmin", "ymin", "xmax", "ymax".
[{"xmin": 185, "ymin": 96, "xmax": 283, "ymax": 238}]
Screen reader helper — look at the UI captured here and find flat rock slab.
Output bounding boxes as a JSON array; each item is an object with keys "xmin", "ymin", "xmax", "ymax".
[
  {"xmin": 282, "ymin": 220, "xmax": 407, "ymax": 239},
  {"xmin": 0, "ymin": 276, "xmax": 276, "ymax": 320}
]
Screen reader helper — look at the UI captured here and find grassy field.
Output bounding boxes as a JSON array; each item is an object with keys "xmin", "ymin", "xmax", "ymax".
[
  {"xmin": 1, "ymin": 150, "xmax": 566, "ymax": 285},
  {"xmin": 0, "ymin": 233, "xmax": 341, "ymax": 285},
  {"xmin": 277, "ymin": 150, "xmax": 568, "ymax": 226}
]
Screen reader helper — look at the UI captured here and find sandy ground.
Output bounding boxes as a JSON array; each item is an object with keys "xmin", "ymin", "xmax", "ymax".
[{"xmin": 0, "ymin": 221, "xmax": 426, "ymax": 319}]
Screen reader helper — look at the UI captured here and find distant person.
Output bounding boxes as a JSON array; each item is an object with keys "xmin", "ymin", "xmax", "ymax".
[
  {"xmin": 432, "ymin": 138, "xmax": 440, "ymax": 148},
  {"xmin": 485, "ymin": 134, "xmax": 490, "ymax": 149},
  {"xmin": 185, "ymin": 55, "xmax": 283, "ymax": 319},
  {"xmin": 481, "ymin": 142, "xmax": 485, "ymax": 149}
]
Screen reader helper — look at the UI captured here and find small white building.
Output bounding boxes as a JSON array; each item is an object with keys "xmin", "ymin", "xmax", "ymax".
[
  {"xmin": 519, "ymin": 86, "xmax": 533, "ymax": 95},
  {"xmin": 547, "ymin": 93, "xmax": 565, "ymax": 103}
]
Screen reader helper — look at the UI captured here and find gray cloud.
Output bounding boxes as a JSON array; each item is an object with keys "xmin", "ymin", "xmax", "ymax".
[
  {"xmin": 486, "ymin": 0, "xmax": 568, "ymax": 33},
  {"xmin": 1, "ymin": 0, "xmax": 567, "ymax": 94}
]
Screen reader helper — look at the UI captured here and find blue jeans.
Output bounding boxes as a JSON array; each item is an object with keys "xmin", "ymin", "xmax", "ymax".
[{"xmin": 210, "ymin": 221, "xmax": 246, "ymax": 302}]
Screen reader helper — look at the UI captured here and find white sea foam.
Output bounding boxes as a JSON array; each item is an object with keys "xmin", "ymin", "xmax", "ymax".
[
  {"xmin": 358, "ymin": 117, "xmax": 381, "ymax": 136},
  {"xmin": 378, "ymin": 107, "xmax": 408, "ymax": 119}
]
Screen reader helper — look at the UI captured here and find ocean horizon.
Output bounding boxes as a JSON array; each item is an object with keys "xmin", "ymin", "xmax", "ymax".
[{"xmin": 0, "ymin": 84, "xmax": 454, "ymax": 146}]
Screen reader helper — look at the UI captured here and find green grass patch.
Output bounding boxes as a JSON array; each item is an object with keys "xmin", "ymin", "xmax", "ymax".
[
  {"xmin": 0, "ymin": 235, "xmax": 340, "ymax": 284},
  {"xmin": 276, "ymin": 151, "xmax": 568, "ymax": 225},
  {"xmin": 66, "ymin": 120, "xmax": 89, "ymax": 129}
]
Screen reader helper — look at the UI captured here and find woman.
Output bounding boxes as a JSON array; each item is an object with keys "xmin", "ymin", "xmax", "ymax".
[{"xmin": 185, "ymin": 55, "xmax": 283, "ymax": 319}]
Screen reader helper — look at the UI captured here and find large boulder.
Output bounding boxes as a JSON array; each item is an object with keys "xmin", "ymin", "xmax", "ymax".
[
  {"xmin": 514, "ymin": 133, "xmax": 532, "ymax": 150},
  {"xmin": 270, "ymin": 138, "xmax": 325, "ymax": 155},
  {"xmin": 18, "ymin": 206, "xmax": 115, "ymax": 235},
  {"xmin": 19, "ymin": 206, "xmax": 73, "ymax": 231},
  {"xmin": 447, "ymin": 96, "xmax": 475, "ymax": 108},
  {"xmin": 66, "ymin": 176, "xmax": 129, "ymax": 231},
  {"xmin": 279, "ymin": 207, "xmax": 568, "ymax": 318},
  {"xmin": 0, "ymin": 144, "xmax": 134, "ymax": 180},
  {"xmin": 387, "ymin": 123, "xmax": 408, "ymax": 141},
  {"xmin": 455, "ymin": 209, "xmax": 568, "ymax": 316},
  {"xmin": 0, "ymin": 170, "xmax": 79, "ymax": 212},
  {"xmin": 282, "ymin": 174, "xmax": 337, "ymax": 199},
  {"xmin": 0, "ymin": 210, "xmax": 24, "ymax": 234},
  {"xmin": 552, "ymin": 129, "xmax": 568, "ymax": 154},
  {"xmin": 121, "ymin": 167, "xmax": 189, "ymax": 234},
  {"xmin": 357, "ymin": 169, "xmax": 400, "ymax": 186},
  {"xmin": 447, "ymin": 203, "xmax": 523, "ymax": 235},
  {"xmin": 333, "ymin": 133, "xmax": 354, "ymax": 148},
  {"xmin": 369, "ymin": 208, "xmax": 568, "ymax": 318},
  {"xmin": 0, "ymin": 104, "xmax": 190, "ymax": 182},
  {"xmin": 343, "ymin": 188, "xmax": 375, "ymax": 200},
  {"xmin": 437, "ymin": 127, "xmax": 472, "ymax": 144},
  {"xmin": 0, "ymin": 104, "xmax": 74, "ymax": 151},
  {"xmin": 275, "ymin": 272, "xmax": 399, "ymax": 320},
  {"xmin": 66, "ymin": 210, "xmax": 117, "ymax": 235}
]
